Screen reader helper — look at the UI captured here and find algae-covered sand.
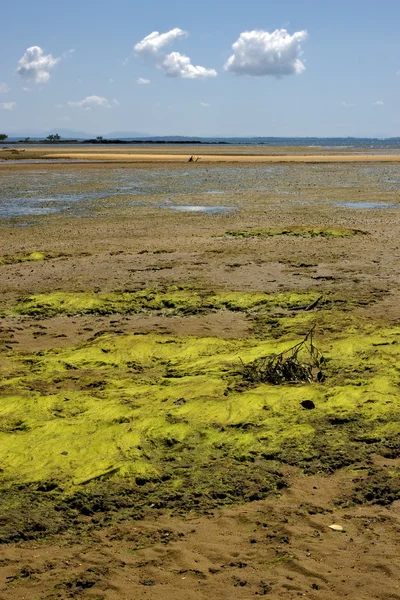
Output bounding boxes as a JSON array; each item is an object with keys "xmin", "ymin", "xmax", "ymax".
[
  {"xmin": 0, "ymin": 156, "xmax": 399, "ymax": 600},
  {"xmin": 2, "ymin": 311, "xmax": 400, "ymax": 489}
]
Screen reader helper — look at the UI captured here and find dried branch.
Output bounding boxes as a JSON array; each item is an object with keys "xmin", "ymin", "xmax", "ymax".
[{"xmin": 240, "ymin": 327, "xmax": 326, "ymax": 385}]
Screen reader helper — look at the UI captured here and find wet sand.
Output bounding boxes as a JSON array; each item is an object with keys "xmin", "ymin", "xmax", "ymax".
[{"xmin": 0, "ymin": 154, "xmax": 399, "ymax": 600}]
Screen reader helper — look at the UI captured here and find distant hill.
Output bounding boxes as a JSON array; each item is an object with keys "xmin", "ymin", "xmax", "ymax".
[
  {"xmin": 6, "ymin": 128, "xmax": 95, "ymax": 140},
  {"xmin": 46, "ymin": 128, "xmax": 97, "ymax": 139},
  {"xmin": 106, "ymin": 131, "xmax": 150, "ymax": 139},
  {"xmin": 7, "ymin": 128, "xmax": 150, "ymax": 140}
]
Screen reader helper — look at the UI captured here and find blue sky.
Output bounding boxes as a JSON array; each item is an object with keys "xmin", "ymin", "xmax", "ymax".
[{"xmin": 1, "ymin": 0, "xmax": 400, "ymax": 137}]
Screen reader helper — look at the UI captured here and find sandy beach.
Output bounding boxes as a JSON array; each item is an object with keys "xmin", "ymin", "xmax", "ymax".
[
  {"xmin": 0, "ymin": 150, "xmax": 399, "ymax": 599},
  {"xmin": 2, "ymin": 145, "xmax": 400, "ymax": 163}
]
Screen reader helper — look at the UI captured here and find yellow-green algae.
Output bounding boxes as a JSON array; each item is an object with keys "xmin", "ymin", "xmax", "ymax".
[
  {"xmin": 8, "ymin": 288, "xmax": 322, "ymax": 318},
  {"xmin": 0, "ymin": 251, "xmax": 62, "ymax": 266},
  {"xmin": 225, "ymin": 227, "xmax": 366, "ymax": 239},
  {"xmin": 1, "ymin": 308, "xmax": 400, "ymax": 542},
  {"xmin": 1, "ymin": 322, "xmax": 400, "ymax": 490}
]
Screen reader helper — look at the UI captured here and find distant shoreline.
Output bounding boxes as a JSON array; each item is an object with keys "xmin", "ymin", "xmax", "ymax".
[
  {"xmin": 3, "ymin": 135, "xmax": 400, "ymax": 150},
  {"xmin": 5, "ymin": 139, "xmax": 221, "ymax": 146}
]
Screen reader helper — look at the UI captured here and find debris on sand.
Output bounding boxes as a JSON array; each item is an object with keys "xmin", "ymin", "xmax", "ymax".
[
  {"xmin": 329, "ymin": 524, "xmax": 345, "ymax": 532},
  {"xmin": 240, "ymin": 327, "xmax": 326, "ymax": 385}
]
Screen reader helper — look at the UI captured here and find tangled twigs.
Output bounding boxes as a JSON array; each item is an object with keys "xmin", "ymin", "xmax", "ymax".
[{"xmin": 240, "ymin": 326, "xmax": 326, "ymax": 385}]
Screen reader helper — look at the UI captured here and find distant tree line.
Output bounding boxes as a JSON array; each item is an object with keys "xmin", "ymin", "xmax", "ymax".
[{"xmin": 45, "ymin": 133, "xmax": 61, "ymax": 142}]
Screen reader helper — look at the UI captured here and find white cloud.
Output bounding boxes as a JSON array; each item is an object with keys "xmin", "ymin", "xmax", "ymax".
[
  {"xmin": 16, "ymin": 46, "xmax": 60, "ymax": 84},
  {"xmin": 137, "ymin": 77, "xmax": 150, "ymax": 85},
  {"xmin": 0, "ymin": 82, "xmax": 10, "ymax": 94},
  {"xmin": 135, "ymin": 28, "xmax": 187, "ymax": 57},
  {"xmin": 0, "ymin": 102, "xmax": 16, "ymax": 111},
  {"xmin": 341, "ymin": 101, "xmax": 355, "ymax": 108},
  {"xmin": 161, "ymin": 52, "xmax": 217, "ymax": 79},
  {"xmin": 374, "ymin": 100, "xmax": 384, "ymax": 106},
  {"xmin": 67, "ymin": 95, "xmax": 113, "ymax": 110},
  {"xmin": 225, "ymin": 29, "xmax": 308, "ymax": 76},
  {"xmin": 200, "ymin": 101, "xmax": 210, "ymax": 107},
  {"xmin": 135, "ymin": 28, "xmax": 217, "ymax": 79}
]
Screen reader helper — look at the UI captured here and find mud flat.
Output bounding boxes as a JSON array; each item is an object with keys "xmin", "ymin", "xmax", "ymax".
[{"xmin": 0, "ymin": 156, "xmax": 399, "ymax": 599}]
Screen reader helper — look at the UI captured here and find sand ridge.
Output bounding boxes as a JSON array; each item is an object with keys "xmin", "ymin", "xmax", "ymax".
[
  {"xmin": 1, "ymin": 144, "xmax": 400, "ymax": 165},
  {"xmin": 13, "ymin": 152, "xmax": 400, "ymax": 163}
]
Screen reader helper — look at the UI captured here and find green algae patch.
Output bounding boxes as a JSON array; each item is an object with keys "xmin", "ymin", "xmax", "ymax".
[
  {"xmin": 1, "ymin": 324, "xmax": 400, "ymax": 490},
  {"xmin": 252, "ymin": 308, "xmax": 367, "ymax": 340},
  {"xmin": 1, "ymin": 315, "xmax": 400, "ymax": 541},
  {"xmin": 10, "ymin": 288, "xmax": 322, "ymax": 318},
  {"xmin": 0, "ymin": 251, "xmax": 63, "ymax": 266},
  {"xmin": 225, "ymin": 227, "xmax": 366, "ymax": 239}
]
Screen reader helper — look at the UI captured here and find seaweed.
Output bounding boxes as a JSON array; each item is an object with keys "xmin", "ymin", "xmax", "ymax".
[{"xmin": 225, "ymin": 227, "xmax": 367, "ymax": 239}]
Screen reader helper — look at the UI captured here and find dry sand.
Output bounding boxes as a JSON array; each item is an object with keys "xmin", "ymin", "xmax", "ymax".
[
  {"xmin": 1, "ymin": 468, "xmax": 399, "ymax": 600},
  {"xmin": 2, "ymin": 144, "xmax": 400, "ymax": 164},
  {"xmin": 47, "ymin": 153, "xmax": 400, "ymax": 163}
]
